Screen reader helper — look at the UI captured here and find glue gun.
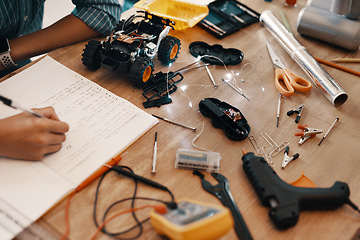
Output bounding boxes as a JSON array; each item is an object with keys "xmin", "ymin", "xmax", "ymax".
[{"xmin": 241, "ymin": 152, "xmax": 360, "ymax": 230}]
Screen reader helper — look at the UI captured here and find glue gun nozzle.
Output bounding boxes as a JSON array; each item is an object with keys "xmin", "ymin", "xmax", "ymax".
[{"xmin": 242, "ymin": 148, "xmax": 249, "ymax": 155}]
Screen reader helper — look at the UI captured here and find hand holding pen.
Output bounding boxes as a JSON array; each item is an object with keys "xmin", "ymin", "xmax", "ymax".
[
  {"xmin": 0, "ymin": 95, "xmax": 43, "ymax": 117},
  {"xmin": 0, "ymin": 100, "xmax": 69, "ymax": 161}
]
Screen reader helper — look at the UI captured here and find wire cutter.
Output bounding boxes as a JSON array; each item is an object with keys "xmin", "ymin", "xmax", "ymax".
[
  {"xmin": 266, "ymin": 42, "xmax": 312, "ymax": 98},
  {"xmin": 295, "ymin": 124, "xmax": 323, "ymax": 144}
]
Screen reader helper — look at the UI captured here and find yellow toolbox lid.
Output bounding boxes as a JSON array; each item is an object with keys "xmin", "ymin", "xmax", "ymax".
[{"xmin": 134, "ymin": 0, "xmax": 209, "ymax": 30}]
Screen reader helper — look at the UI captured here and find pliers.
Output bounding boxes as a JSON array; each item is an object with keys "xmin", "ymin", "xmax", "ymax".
[{"xmin": 193, "ymin": 170, "xmax": 253, "ymax": 240}]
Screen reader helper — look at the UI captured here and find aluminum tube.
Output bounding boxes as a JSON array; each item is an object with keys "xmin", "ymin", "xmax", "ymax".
[
  {"xmin": 260, "ymin": 10, "xmax": 348, "ymax": 107},
  {"xmin": 297, "ymin": 0, "xmax": 360, "ymax": 51}
]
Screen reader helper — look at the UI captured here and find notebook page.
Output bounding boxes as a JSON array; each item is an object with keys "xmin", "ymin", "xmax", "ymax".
[{"xmin": 0, "ymin": 56, "xmax": 158, "ymax": 239}]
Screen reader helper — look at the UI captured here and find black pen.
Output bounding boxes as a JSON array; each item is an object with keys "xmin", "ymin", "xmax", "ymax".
[{"xmin": 0, "ymin": 95, "xmax": 42, "ymax": 118}]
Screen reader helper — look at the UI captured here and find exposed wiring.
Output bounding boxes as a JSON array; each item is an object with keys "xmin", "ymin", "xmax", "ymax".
[
  {"xmin": 61, "ymin": 164, "xmax": 175, "ymax": 240},
  {"xmin": 60, "ymin": 191, "xmax": 75, "ymax": 240},
  {"xmin": 191, "ymin": 122, "xmax": 211, "ymax": 151},
  {"xmin": 92, "ymin": 166, "xmax": 175, "ymax": 239},
  {"xmin": 93, "ymin": 167, "xmax": 143, "ymax": 240},
  {"xmin": 90, "ymin": 204, "xmax": 167, "ymax": 240}
]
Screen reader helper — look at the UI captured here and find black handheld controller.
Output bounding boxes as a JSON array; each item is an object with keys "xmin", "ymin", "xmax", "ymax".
[{"xmin": 241, "ymin": 152, "xmax": 353, "ymax": 230}]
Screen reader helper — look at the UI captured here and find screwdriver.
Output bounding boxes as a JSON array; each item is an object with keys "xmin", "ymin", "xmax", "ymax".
[
  {"xmin": 276, "ymin": 93, "xmax": 282, "ymax": 127},
  {"xmin": 318, "ymin": 117, "xmax": 339, "ymax": 146}
]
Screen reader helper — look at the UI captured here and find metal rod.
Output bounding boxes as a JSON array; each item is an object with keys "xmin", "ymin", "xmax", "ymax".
[
  {"xmin": 202, "ymin": 19, "xmax": 226, "ymax": 34},
  {"xmin": 173, "ymin": 59, "xmax": 201, "ymax": 73},
  {"xmin": 222, "ymin": 78, "xmax": 250, "ymax": 102},
  {"xmin": 175, "ymin": 63, "xmax": 209, "ymax": 74},
  {"xmin": 318, "ymin": 117, "xmax": 339, "ymax": 146},
  {"xmin": 205, "ymin": 65, "xmax": 218, "ymax": 88},
  {"xmin": 152, "ymin": 132, "xmax": 158, "ymax": 174},
  {"xmin": 152, "ymin": 114, "xmax": 197, "ymax": 131},
  {"xmin": 276, "ymin": 93, "xmax": 282, "ymax": 127}
]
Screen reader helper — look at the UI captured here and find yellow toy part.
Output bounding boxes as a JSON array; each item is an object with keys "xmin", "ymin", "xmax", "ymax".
[
  {"xmin": 150, "ymin": 198, "xmax": 234, "ymax": 240},
  {"xmin": 134, "ymin": 0, "xmax": 209, "ymax": 30}
]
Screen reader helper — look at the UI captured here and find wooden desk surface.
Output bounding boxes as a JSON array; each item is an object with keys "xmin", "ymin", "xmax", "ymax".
[{"xmin": 6, "ymin": 1, "xmax": 360, "ymax": 239}]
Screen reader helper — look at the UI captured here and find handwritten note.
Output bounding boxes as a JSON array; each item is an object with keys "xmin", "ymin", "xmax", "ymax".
[{"xmin": 0, "ymin": 56, "xmax": 158, "ymax": 239}]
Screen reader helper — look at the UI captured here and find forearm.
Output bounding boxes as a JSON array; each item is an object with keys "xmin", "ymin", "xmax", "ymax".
[{"xmin": 6, "ymin": 14, "xmax": 100, "ymax": 68}]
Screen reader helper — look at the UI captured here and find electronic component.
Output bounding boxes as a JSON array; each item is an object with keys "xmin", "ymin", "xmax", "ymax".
[
  {"xmin": 150, "ymin": 198, "xmax": 233, "ymax": 240},
  {"xmin": 82, "ymin": 11, "xmax": 181, "ymax": 88},
  {"xmin": 199, "ymin": 98, "xmax": 250, "ymax": 141},
  {"xmin": 175, "ymin": 149, "xmax": 221, "ymax": 172},
  {"xmin": 142, "ymin": 71, "xmax": 183, "ymax": 108},
  {"xmin": 198, "ymin": 0, "xmax": 260, "ymax": 38}
]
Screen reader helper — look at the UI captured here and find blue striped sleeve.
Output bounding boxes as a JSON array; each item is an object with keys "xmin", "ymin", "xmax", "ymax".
[{"xmin": 71, "ymin": 0, "xmax": 122, "ymax": 36}]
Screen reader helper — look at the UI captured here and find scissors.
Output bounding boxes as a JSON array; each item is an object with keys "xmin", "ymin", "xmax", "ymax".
[{"xmin": 266, "ymin": 41, "xmax": 312, "ymax": 98}]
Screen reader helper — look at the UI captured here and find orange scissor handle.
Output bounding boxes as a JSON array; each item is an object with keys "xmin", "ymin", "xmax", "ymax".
[
  {"xmin": 283, "ymin": 68, "xmax": 312, "ymax": 93},
  {"xmin": 275, "ymin": 68, "xmax": 295, "ymax": 98}
]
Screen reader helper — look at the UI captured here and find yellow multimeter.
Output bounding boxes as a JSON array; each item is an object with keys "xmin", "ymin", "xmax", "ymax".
[{"xmin": 150, "ymin": 198, "xmax": 234, "ymax": 240}]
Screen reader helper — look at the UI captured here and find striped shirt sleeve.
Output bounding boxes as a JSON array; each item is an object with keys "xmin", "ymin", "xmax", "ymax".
[{"xmin": 71, "ymin": 0, "xmax": 123, "ymax": 36}]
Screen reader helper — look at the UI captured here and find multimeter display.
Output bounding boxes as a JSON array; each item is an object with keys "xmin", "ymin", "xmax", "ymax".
[
  {"xmin": 161, "ymin": 201, "xmax": 218, "ymax": 225},
  {"xmin": 150, "ymin": 199, "xmax": 233, "ymax": 240}
]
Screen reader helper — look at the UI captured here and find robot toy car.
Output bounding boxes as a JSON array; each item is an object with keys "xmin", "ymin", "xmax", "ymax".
[{"xmin": 82, "ymin": 11, "xmax": 181, "ymax": 88}]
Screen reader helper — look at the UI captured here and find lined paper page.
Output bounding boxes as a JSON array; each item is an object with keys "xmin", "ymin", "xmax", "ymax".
[{"xmin": 0, "ymin": 56, "xmax": 158, "ymax": 239}]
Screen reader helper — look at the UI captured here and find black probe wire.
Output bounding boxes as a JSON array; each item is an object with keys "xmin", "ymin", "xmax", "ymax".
[
  {"xmin": 101, "ymin": 197, "xmax": 170, "ymax": 237},
  {"xmin": 93, "ymin": 165, "xmax": 175, "ymax": 239},
  {"xmin": 93, "ymin": 166, "xmax": 144, "ymax": 240},
  {"xmin": 101, "ymin": 168, "xmax": 176, "ymax": 238}
]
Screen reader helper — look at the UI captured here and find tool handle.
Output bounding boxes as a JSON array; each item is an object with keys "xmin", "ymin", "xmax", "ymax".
[
  {"xmin": 284, "ymin": 146, "xmax": 289, "ymax": 154},
  {"xmin": 199, "ymin": 174, "xmax": 253, "ymax": 240},
  {"xmin": 217, "ymin": 181, "xmax": 253, "ymax": 240},
  {"xmin": 283, "ymin": 68, "xmax": 312, "ymax": 93},
  {"xmin": 242, "ymin": 152, "xmax": 350, "ymax": 229},
  {"xmin": 274, "ymin": 68, "xmax": 294, "ymax": 98},
  {"xmin": 286, "ymin": 110, "xmax": 294, "ymax": 116}
]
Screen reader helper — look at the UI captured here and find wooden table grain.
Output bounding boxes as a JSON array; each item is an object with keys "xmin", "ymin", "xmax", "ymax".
[{"xmin": 4, "ymin": 1, "xmax": 360, "ymax": 239}]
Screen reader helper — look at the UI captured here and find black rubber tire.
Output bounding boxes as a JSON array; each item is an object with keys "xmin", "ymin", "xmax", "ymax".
[
  {"xmin": 82, "ymin": 40, "xmax": 102, "ymax": 70},
  {"xmin": 158, "ymin": 36, "xmax": 181, "ymax": 64},
  {"xmin": 129, "ymin": 57, "xmax": 154, "ymax": 88}
]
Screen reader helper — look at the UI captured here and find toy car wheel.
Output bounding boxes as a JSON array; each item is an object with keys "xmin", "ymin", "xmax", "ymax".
[
  {"xmin": 158, "ymin": 36, "xmax": 181, "ymax": 64},
  {"xmin": 129, "ymin": 57, "xmax": 154, "ymax": 88},
  {"xmin": 82, "ymin": 40, "xmax": 102, "ymax": 70}
]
